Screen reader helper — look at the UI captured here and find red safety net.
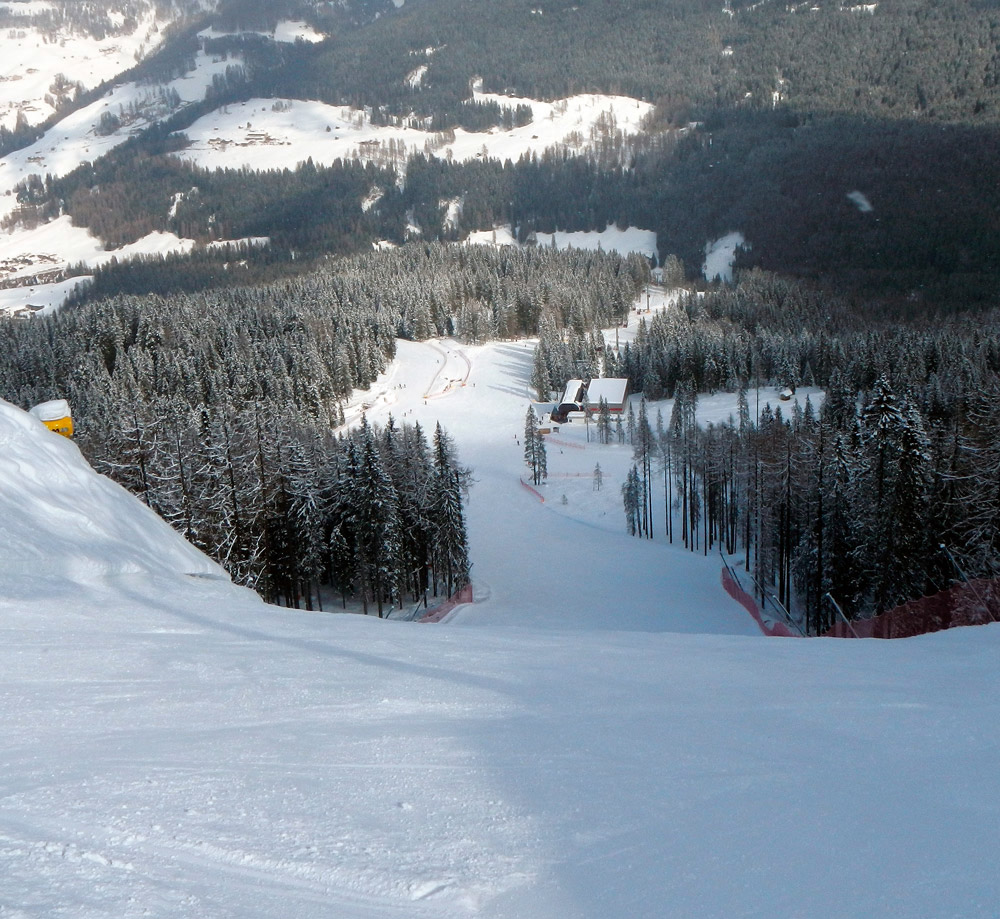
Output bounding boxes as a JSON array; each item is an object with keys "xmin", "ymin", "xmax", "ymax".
[
  {"xmin": 824, "ymin": 578, "xmax": 1000, "ymax": 639},
  {"xmin": 721, "ymin": 567, "xmax": 799, "ymax": 637}
]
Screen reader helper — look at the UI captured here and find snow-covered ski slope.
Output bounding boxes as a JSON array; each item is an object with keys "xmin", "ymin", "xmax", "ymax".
[{"xmin": 2, "ymin": 332, "xmax": 999, "ymax": 919}]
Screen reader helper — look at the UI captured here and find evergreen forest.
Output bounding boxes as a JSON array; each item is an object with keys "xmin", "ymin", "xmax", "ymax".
[{"xmin": 585, "ymin": 271, "xmax": 1000, "ymax": 632}]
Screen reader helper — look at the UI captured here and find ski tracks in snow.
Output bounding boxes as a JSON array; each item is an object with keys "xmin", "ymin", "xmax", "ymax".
[{"xmin": 423, "ymin": 340, "xmax": 472, "ymax": 400}]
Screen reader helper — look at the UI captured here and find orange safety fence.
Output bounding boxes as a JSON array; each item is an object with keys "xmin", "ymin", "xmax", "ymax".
[
  {"xmin": 721, "ymin": 566, "xmax": 799, "ymax": 637},
  {"xmin": 519, "ymin": 477, "xmax": 545, "ymax": 502},
  {"xmin": 419, "ymin": 582, "xmax": 474, "ymax": 623}
]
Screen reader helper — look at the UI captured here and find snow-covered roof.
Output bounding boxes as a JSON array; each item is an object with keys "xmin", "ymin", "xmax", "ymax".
[
  {"xmin": 586, "ymin": 378, "xmax": 629, "ymax": 405},
  {"xmin": 561, "ymin": 379, "xmax": 585, "ymax": 404}
]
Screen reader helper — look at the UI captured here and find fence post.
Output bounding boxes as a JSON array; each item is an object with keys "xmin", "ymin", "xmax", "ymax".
[
  {"xmin": 941, "ymin": 544, "xmax": 999, "ymax": 623},
  {"xmin": 824, "ymin": 592, "xmax": 860, "ymax": 639}
]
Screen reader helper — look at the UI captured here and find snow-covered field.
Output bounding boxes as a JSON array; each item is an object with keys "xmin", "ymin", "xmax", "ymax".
[
  {"xmin": 1, "ymin": 329, "xmax": 997, "ymax": 919},
  {"xmin": 198, "ymin": 21, "xmax": 325, "ymax": 44},
  {"xmin": 171, "ymin": 92, "xmax": 653, "ymax": 174},
  {"xmin": 0, "ymin": 16, "xmax": 323, "ymax": 289},
  {"xmin": 0, "ymin": 4, "xmax": 171, "ymax": 132},
  {"xmin": 0, "ymin": 40, "xmax": 246, "ymax": 291},
  {"xmin": 466, "ymin": 224, "xmax": 658, "ymax": 263},
  {"xmin": 703, "ymin": 231, "xmax": 746, "ymax": 282},
  {"xmin": 0, "ymin": 274, "xmax": 90, "ymax": 317},
  {"xmin": 0, "ymin": 46, "xmax": 238, "ymax": 226}
]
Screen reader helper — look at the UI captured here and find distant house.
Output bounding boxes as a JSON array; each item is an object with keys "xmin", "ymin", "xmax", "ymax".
[
  {"xmin": 9, "ymin": 304, "xmax": 44, "ymax": 320},
  {"xmin": 584, "ymin": 378, "xmax": 630, "ymax": 413}
]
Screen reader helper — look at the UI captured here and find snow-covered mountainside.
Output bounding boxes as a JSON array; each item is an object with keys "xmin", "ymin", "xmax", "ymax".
[
  {"xmin": 171, "ymin": 92, "xmax": 652, "ymax": 174},
  {"xmin": 0, "ymin": 0, "xmax": 204, "ymax": 132},
  {"xmin": 2, "ymin": 344, "xmax": 999, "ymax": 918},
  {"xmin": 0, "ymin": 14, "xmax": 656, "ymax": 308}
]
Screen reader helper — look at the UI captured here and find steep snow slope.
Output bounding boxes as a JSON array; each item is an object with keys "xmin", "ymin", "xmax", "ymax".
[
  {"xmin": 356, "ymin": 337, "xmax": 762, "ymax": 634},
  {"xmin": 0, "ymin": 399, "xmax": 227, "ymax": 594},
  {"xmin": 2, "ymin": 355, "xmax": 999, "ymax": 919}
]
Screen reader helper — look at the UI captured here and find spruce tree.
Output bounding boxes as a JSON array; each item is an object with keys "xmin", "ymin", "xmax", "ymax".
[
  {"xmin": 430, "ymin": 423, "xmax": 471, "ymax": 597},
  {"xmin": 596, "ymin": 396, "xmax": 612, "ymax": 445},
  {"xmin": 622, "ymin": 465, "xmax": 641, "ymax": 537},
  {"xmin": 523, "ymin": 406, "xmax": 547, "ymax": 486}
]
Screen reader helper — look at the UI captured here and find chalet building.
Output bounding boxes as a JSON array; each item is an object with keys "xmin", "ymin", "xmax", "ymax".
[
  {"xmin": 546, "ymin": 379, "xmax": 585, "ymax": 422},
  {"xmin": 7, "ymin": 304, "xmax": 44, "ymax": 320},
  {"xmin": 551, "ymin": 378, "xmax": 630, "ymax": 423},
  {"xmin": 561, "ymin": 379, "xmax": 586, "ymax": 405}
]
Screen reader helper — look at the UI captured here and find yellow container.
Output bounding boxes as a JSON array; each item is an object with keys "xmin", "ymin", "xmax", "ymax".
[{"xmin": 29, "ymin": 399, "xmax": 74, "ymax": 438}]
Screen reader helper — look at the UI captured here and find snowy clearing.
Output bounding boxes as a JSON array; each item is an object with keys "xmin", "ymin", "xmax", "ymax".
[
  {"xmin": 172, "ymin": 93, "xmax": 654, "ymax": 174},
  {"xmin": 198, "ymin": 21, "xmax": 325, "ymax": 44},
  {"xmin": 0, "ymin": 5, "xmax": 170, "ymax": 131},
  {"xmin": 0, "ymin": 47, "xmax": 241, "ymax": 225},
  {"xmin": 703, "ymin": 231, "xmax": 746, "ymax": 282},
  {"xmin": 466, "ymin": 224, "xmax": 657, "ymax": 263},
  {"xmin": 0, "ymin": 275, "xmax": 91, "ymax": 317},
  {"xmin": 0, "ymin": 215, "xmax": 196, "ymax": 286}
]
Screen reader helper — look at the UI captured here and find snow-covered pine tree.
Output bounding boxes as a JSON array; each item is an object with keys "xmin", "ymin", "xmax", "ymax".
[
  {"xmin": 622, "ymin": 465, "xmax": 641, "ymax": 537},
  {"xmin": 430, "ymin": 423, "xmax": 471, "ymax": 598},
  {"xmin": 596, "ymin": 396, "xmax": 612, "ymax": 445},
  {"xmin": 350, "ymin": 418, "xmax": 404, "ymax": 616},
  {"xmin": 524, "ymin": 406, "xmax": 547, "ymax": 486},
  {"xmin": 633, "ymin": 398, "xmax": 654, "ymax": 538}
]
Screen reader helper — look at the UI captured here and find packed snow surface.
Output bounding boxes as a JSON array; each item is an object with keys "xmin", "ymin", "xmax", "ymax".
[{"xmin": 1, "ymin": 319, "xmax": 998, "ymax": 918}]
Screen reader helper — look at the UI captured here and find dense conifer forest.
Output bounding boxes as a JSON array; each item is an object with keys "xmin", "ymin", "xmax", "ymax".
[
  {"xmin": 577, "ymin": 271, "xmax": 1000, "ymax": 631},
  {"xmin": 0, "ymin": 245, "xmax": 645, "ymax": 607}
]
